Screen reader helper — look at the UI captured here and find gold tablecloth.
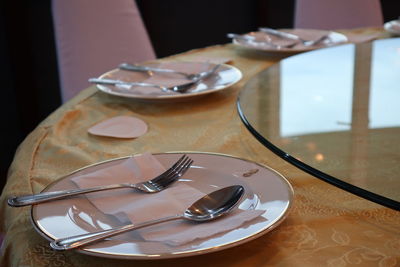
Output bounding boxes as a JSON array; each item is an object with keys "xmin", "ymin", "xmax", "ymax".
[{"xmin": 1, "ymin": 28, "xmax": 399, "ymax": 267}]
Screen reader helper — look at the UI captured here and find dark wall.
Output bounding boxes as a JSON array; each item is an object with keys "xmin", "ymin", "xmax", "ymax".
[
  {"xmin": 1, "ymin": 0, "xmax": 399, "ymax": 192},
  {"xmin": 136, "ymin": 0, "xmax": 295, "ymax": 57}
]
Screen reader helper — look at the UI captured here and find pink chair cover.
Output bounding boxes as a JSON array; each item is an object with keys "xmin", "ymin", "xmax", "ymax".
[
  {"xmin": 294, "ymin": 0, "xmax": 383, "ymax": 30},
  {"xmin": 52, "ymin": 0, "xmax": 156, "ymax": 102}
]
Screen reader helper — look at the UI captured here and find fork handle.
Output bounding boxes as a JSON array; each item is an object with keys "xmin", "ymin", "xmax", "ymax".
[
  {"xmin": 89, "ymin": 78, "xmax": 160, "ymax": 88},
  {"xmin": 7, "ymin": 183, "xmax": 132, "ymax": 207},
  {"xmin": 88, "ymin": 78, "xmax": 169, "ymax": 93}
]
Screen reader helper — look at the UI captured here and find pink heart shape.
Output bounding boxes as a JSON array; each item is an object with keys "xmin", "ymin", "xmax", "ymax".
[{"xmin": 88, "ymin": 116, "xmax": 148, "ymax": 139}]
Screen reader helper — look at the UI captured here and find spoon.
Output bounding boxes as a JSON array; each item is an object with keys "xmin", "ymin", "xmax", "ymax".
[
  {"xmin": 50, "ymin": 185, "xmax": 245, "ymax": 250},
  {"xmin": 89, "ymin": 64, "xmax": 221, "ymax": 94},
  {"xmin": 258, "ymin": 27, "xmax": 329, "ymax": 47}
]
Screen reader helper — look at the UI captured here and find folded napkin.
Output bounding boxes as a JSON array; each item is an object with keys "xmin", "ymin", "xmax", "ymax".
[
  {"xmin": 141, "ymin": 208, "xmax": 264, "ymax": 246},
  {"xmin": 280, "ymin": 29, "xmax": 329, "ymax": 49},
  {"xmin": 129, "ymin": 62, "xmax": 215, "ymax": 95},
  {"xmin": 88, "ymin": 116, "xmax": 148, "ymax": 139},
  {"xmin": 249, "ymin": 30, "xmax": 327, "ymax": 49},
  {"xmin": 72, "ymin": 153, "xmax": 263, "ymax": 246}
]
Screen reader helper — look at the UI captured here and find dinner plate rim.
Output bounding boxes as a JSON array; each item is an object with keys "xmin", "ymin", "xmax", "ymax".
[
  {"xmin": 30, "ymin": 151, "xmax": 294, "ymax": 260},
  {"xmin": 384, "ymin": 20, "xmax": 400, "ymax": 36},
  {"xmin": 232, "ymin": 28, "xmax": 348, "ymax": 53},
  {"xmin": 95, "ymin": 62, "xmax": 243, "ymax": 101}
]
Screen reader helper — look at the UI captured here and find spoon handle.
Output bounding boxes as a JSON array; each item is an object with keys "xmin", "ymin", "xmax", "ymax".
[{"xmin": 50, "ymin": 215, "xmax": 182, "ymax": 250}]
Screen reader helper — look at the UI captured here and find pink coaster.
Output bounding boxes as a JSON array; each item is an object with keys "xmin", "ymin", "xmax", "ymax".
[{"xmin": 88, "ymin": 116, "xmax": 148, "ymax": 139}]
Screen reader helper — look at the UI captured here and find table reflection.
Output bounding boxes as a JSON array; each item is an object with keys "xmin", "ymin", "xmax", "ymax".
[{"xmin": 238, "ymin": 38, "xmax": 400, "ymax": 210}]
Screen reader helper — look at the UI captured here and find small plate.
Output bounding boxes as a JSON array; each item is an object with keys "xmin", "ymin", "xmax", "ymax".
[
  {"xmin": 95, "ymin": 62, "xmax": 242, "ymax": 101},
  {"xmin": 31, "ymin": 152, "xmax": 293, "ymax": 260},
  {"xmin": 384, "ymin": 20, "xmax": 400, "ymax": 36},
  {"xmin": 232, "ymin": 29, "xmax": 348, "ymax": 53}
]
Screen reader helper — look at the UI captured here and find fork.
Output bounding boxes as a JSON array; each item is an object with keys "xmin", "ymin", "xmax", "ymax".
[
  {"xmin": 119, "ymin": 63, "xmax": 213, "ymax": 81},
  {"xmin": 258, "ymin": 27, "xmax": 329, "ymax": 47},
  {"xmin": 90, "ymin": 64, "xmax": 221, "ymax": 93},
  {"xmin": 7, "ymin": 155, "xmax": 193, "ymax": 207},
  {"xmin": 227, "ymin": 33, "xmax": 297, "ymax": 49}
]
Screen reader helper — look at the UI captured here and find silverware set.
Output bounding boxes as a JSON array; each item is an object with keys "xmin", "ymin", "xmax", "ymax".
[
  {"xmin": 90, "ymin": 63, "xmax": 222, "ymax": 93},
  {"xmin": 8, "ymin": 155, "xmax": 245, "ymax": 251},
  {"xmin": 258, "ymin": 27, "xmax": 329, "ymax": 47},
  {"xmin": 228, "ymin": 27, "xmax": 329, "ymax": 49}
]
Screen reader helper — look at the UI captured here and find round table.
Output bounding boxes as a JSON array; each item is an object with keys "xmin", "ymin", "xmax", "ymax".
[{"xmin": 238, "ymin": 38, "xmax": 400, "ymax": 210}]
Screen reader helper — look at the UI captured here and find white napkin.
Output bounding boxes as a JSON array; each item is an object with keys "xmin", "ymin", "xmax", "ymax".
[
  {"xmin": 72, "ymin": 153, "xmax": 263, "ymax": 246},
  {"xmin": 141, "ymin": 209, "xmax": 264, "ymax": 246}
]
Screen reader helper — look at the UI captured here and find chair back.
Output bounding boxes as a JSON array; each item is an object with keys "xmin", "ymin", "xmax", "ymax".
[
  {"xmin": 52, "ymin": 0, "xmax": 156, "ymax": 102},
  {"xmin": 294, "ymin": 0, "xmax": 383, "ymax": 30}
]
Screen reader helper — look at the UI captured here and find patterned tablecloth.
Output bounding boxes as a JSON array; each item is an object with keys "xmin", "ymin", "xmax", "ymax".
[{"xmin": 1, "ymin": 28, "xmax": 399, "ymax": 267}]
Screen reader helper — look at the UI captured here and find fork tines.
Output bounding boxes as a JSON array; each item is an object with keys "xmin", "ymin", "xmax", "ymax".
[{"xmin": 151, "ymin": 155, "xmax": 193, "ymax": 189}]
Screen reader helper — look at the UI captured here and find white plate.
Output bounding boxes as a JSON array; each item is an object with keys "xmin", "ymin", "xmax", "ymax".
[
  {"xmin": 232, "ymin": 29, "xmax": 348, "ymax": 53},
  {"xmin": 31, "ymin": 152, "xmax": 293, "ymax": 260},
  {"xmin": 384, "ymin": 20, "xmax": 400, "ymax": 36},
  {"xmin": 95, "ymin": 62, "xmax": 242, "ymax": 101}
]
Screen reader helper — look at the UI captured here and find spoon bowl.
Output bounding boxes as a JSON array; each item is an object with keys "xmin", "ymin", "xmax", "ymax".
[
  {"xmin": 184, "ymin": 185, "xmax": 244, "ymax": 221},
  {"xmin": 50, "ymin": 185, "xmax": 245, "ymax": 250}
]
